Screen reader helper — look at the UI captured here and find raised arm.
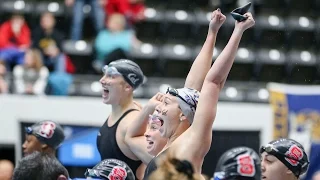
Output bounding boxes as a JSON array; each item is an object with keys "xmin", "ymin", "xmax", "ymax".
[
  {"xmin": 191, "ymin": 13, "xmax": 255, "ymax": 139},
  {"xmin": 184, "ymin": 9, "xmax": 226, "ymax": 91},
  {"xmin": 125, "ymin": 93, "xmax": 164, "ymax": 164}
]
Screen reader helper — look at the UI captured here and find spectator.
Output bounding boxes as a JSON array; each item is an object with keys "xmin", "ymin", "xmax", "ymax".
[
  {"xmin": 32, "ymin": 12, "xmax": 73, "ymax": 96},
  {"xmin": 103, "ymin": 0, "xmax": 146, "ymax": 26},
  {"xmin": 13, "ymin": 49, "xmax": 49, "ymax": 95},
  {"xmin": 0, "ymin": 159, "xmax": 14, "ymax": 180},
  {"xmin": 65, "ymin": 0, "xmax": 105, "ymax": 41},
  {"xmin": 13, "ymin": 151, "xmax": 69, "ymax": 180},
  {"xmin": 0, "ymin": 61, "xmax": 9, "ymax": 94},
  {"xmin": 94, "ymin": 13, "xmax": 141, "ymax": 71},
  {"xmin": 0, "ymin": 14, "xmax": 31, "ymax": 70}
]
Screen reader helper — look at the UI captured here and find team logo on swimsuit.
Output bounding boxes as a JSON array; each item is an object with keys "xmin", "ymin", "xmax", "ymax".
[
  {"xmin": 285, "ymin": 145, "xmax": 303, "ymax": 166},
  {"xmin": 236, "ymin": 154, "xmax": 255, "ymax": 177},
  {"xmin": 39, "ymin": 122, "xmax": 56, "ymax": 139},
  {"xmin": 108, "ymin": 166, "xmax": 128, "ymax": 180}
]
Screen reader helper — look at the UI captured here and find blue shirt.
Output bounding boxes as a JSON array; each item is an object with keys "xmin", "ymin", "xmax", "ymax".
[{"xmin": 95, "ymin": 30, "xmax": 133, "ymax": 61}]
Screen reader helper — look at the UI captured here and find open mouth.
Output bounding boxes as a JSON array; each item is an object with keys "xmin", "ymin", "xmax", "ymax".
[
  {"xmin": 146, "ymin": 140, "xmax": 154, "ymax": 149},
  {"xmin": 102, "ymin": 87, "xmax": 109, "ymax": 97},
  {"xmin": 261, "ymin": 176, "xmax": 266, "ymax": 179}
]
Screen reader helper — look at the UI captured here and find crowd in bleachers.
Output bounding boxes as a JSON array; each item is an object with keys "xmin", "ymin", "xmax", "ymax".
[{"xmin": 0, "ymin": 0, "xmax": 146, "ymax": 96}]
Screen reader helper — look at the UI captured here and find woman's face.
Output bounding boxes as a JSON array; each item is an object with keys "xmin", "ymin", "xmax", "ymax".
[
  {"xmin": 153, "ymin": 94, "xmax": 182, "ymax": 138},
  {"xmin": 99, "ymin": 73, "xmax": 128, "ymax": 104},
  {"xmin": 144, "ymin": 120, "xmax": 167, "ymax": 156},
  {"xmin": 261, "ymin": 152, "xmax": 291, "ymax": 180}
]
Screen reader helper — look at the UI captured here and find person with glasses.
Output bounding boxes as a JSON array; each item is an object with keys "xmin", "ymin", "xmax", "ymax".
[
  {"xmin": 213, "ymin": 147, "xmax": 261, "ymax": 180},
  {"xmin": 260, "ymin": 138, "xmax": 310, "ymax": 180},
  {"xmin": 97, "ymin": 59, "xmax": 145, "ymax": 179},
  {"xmin": 22, "ymin": 120, "xmax": 65, "ymax": 157},
  {"xmin": 125, "ymin": 8, "xmax": 255, "ymax": 180}
]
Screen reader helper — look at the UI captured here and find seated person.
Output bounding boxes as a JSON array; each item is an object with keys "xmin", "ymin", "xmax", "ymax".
[{"xmin": 13, "ymin": 49, "xmax": 49, "ymax": 95}]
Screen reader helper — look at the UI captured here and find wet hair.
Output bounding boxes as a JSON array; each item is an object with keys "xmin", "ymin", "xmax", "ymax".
[
  {"xmin": 148, "ymin": 151, "xmax": 204, "ymax": 180},
  {"xmin": 13, "ymin": 151, "xmax": 69, "ymax": 180}
]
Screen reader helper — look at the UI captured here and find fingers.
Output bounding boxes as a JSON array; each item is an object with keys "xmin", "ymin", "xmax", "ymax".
[{"xmin": 154, "ymin": 92, "xmax": 164, "ymax": 101}]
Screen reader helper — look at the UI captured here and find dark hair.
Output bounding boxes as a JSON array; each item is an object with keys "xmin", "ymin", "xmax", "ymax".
[{"xmin": 13, "ymin": 151, "xmax": 69, "ymax": 180}]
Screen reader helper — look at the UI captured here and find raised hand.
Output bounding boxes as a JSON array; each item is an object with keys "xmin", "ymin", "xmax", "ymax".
[
  {"xmin": 235, "ymin": 12, "xmax": 255, "ymax": 32},
  {"xmin": 208, "ymin": 8, "xmax": 226, "ymax": 34},
  {"xmin": 147, "ymin": 92, "xmax": 164, "ymax": 110}
]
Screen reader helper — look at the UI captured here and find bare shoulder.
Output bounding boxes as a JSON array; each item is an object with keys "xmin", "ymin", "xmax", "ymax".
[
  {"xmin": 170, "ymin": 128, "xmax": 211, "ymax": 159},
  {"xmin": 119, "ymin": 109, "xmax": 141, "ymax": 129}
]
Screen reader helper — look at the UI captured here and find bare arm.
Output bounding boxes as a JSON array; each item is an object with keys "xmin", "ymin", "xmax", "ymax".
[
  {"xmin": 125, "ymin": 93, "xmax": 164, "ymax": 164},
  {"xmin": 184, "ymin": 9, "xmax": 226, "ymax": 91},
  {"xmin": 191, "ymin": 13, "xmax": 255, "ymax": 139}
]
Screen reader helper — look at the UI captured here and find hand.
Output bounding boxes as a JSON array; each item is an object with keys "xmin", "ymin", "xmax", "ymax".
[
  {"xmin": 65, "ymin": 0, "xmax": 75, "ymax": 7},
  {"xmin": 147, "ymin": 93, "xmax": 164, "ymax": 110},
  {"xmin": 25, "ymin": 84, "xmax": 33, "ymax": 94},
  {"xmin": 234, "ymin": 12, "xmax": 255, "ymax": 32},
  {"xmin": 208, "ymin": 8, "xmax": 226, "ymax": 34}
]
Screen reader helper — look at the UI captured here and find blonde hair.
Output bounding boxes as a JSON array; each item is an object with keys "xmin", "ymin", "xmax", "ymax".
[
  {"xmin": 25, "ymin": 48, "xmax": 43, "ymax": 71},
  {"xmin": 148, "ymin": 151, "xmax": 203, "ymax": 180}
]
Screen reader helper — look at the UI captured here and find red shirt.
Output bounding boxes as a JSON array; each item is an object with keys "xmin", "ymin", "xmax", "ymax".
[
  {"xmin": 105, "ymin": 0, "xmax": 145, "ymax": 21},
  {"xmin": 0, "ymin": 21, "xmax": 31, "ymax": 49}
]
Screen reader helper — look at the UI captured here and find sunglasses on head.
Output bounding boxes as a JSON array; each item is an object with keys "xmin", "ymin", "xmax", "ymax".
[
  {"xmin": 102, "ymin": 65, "xmax": 122, "ymax": 76},
  {"xmin": 166, "ymin": 87, "xmax": 196, "ymax": 110},
  {"xmin": 261, "ymin": 144, "xmax": 307, "ymax": 165}
]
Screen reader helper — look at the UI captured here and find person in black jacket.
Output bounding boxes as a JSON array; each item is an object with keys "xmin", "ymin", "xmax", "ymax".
[{"xmin": 32, "ymin": 12, "xmax": 72, "ymax": 96}]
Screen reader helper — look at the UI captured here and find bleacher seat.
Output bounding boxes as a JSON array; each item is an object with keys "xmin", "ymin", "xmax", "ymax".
[
  {"xmin": 160, "ymin": 44, "xmax": 193, "ymax": 78},
  {"xmin": 135, "ymin": 8, "xmax": 164, "ymax": 43},
  {"xmin": 255, "ymin": 49, "xmax": 286, "ymax": 82},
  {"xmin": 286, "ymin": 15, "xmax": 316, "ymax": 50},
  {"xmin": 129, "ymin": 43, "xmax": 161, "ymax": 77},
  {"xmin": 255, "ymin": 14, "xmax": 286, "ymax": 50},
  {"xmin": 163, "ymin": 10, "xmax": 195, "ymax": 44},
  {"xmin": 287, "ymin": 50, "xmax": 318, "ymax": 84},
  {"xmin": 227, "ymin": 47, "xmax": 255, "ymax": 81}
]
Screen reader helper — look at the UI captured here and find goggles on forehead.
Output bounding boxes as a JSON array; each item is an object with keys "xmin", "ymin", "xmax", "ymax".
[
  {"xmin": 148, "ymin": 114, "xmax": 163, "ymax": 126},
  {"xmin": 166, "ymin": 87, "xmax": 197, "ymax": 110},
  {"xmin": 84, "ymin": 169, "xmax": 102, "ymax": 179},
  {"xmin": 25, "ymin": 127, "xmax": 33, "ymax": 134},
  {"xmin": 260, "ymin": 144, "xmax": 307, "ymax": 165},
  {"xmin": 102, "ymin": 65, "xmax": 122, "ymax": 76}
]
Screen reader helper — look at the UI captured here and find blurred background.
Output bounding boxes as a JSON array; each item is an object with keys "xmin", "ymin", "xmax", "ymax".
[{"xmin": 0, "ymin": 0, "xmax": 319, "ymax": 179}]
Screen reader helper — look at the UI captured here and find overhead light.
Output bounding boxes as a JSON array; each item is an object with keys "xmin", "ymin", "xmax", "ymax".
[
  {"xmin": 206, "ymin": 12, "xmax": 211, "ymax": 22},
  {"xmin": 268, "ymin": 15, "xmax": 280, "ymax": 26},
  {"xmin": 258, "ymin": 88, "xmax": 269, "ymax": 100},
  {"xmin": 213, "ymin": 47, "xmax": 219, "ymax": 57},
  {"xmin": 14, "ymin": 1, "xmax": 25, "ymax": 10},
  {"xmin": 144, "ymin": 8, "xmax": 156, "ymax": 18},
  {"xmin": 175, "ymin": 10, "xmax": 188, "ymax": 21},
  {"xmin": 300, "ymin": 51, "xmax": 311, "ymax": 62},
  {"xmin": 238, "ymin": 48, "xmax": 249, "ymax": 59},
  {"xmin": 226, "ymin": 87, "xmax": 238, "ymax": 98},
  {"xmin": 91, "ymin": 81, "xmax": 102, "ymax": 93},
  {"xmin": 269, "ymin": 49, "xmax": 280, "ymax": 61},
  {"xmin": 141, "ymin": 43, "xmax": 153, "ymax": 54},
  {"xmin": 173, "ymin": 44, "xmax": 186, "ymax": 55},
  {"xmin": 83, "ymin": 4, "xmax": 91, "ymax": 13},
  {"xmin": 75, "ymin": 40, "xmax": 87, "ymax": 51},
  {"xmin": 48, "ymin": 2, "xmax": 59, "ymax": 12},
  {"xmin": 299, "ymin": 17, "xmax": 310, "ymax": 28}
]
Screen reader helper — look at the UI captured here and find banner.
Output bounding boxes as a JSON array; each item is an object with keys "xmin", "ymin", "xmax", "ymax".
[
  {"xmin": 58, "ymin": 125, "xmax": 101, "ymax": 167},
  {"xmin": 268, "ymin": 83, "xmax": 320, "ymax": 179}
]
